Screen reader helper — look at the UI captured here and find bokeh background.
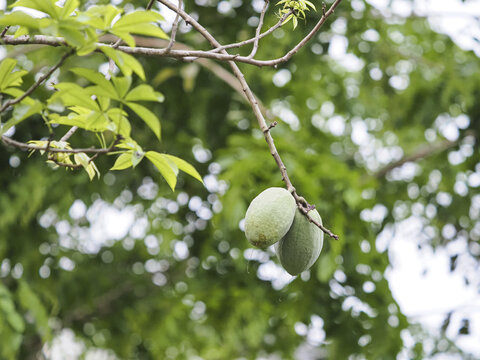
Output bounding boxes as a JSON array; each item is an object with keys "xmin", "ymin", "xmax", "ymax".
[{"xmin": 1, "ymin": 0, "xmax": 480, "ymax": 358}]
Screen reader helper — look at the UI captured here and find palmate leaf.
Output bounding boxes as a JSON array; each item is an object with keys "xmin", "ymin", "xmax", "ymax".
[
  {"xmin": 111, "ymin": 76, "xmax": 132, "ymax": 98},
  {"xmin": 70, "ymin": 68, "xmax": 118, "ymax": 98},
  {"xmin": 50, "ymin": 83, "xmax": 100, "ymax": 110}
]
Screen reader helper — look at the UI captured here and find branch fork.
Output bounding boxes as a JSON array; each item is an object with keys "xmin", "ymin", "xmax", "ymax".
[{"xmin": 0, "ymin": 0, "xmax": 343, "ymax": 239}]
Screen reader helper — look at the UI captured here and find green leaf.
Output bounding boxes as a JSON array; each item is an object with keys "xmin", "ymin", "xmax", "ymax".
[
  {"xmin": 0, "ymin": 11, "xmax": 40, "ymax": 29},
  {"xmin": 0, "ymin": 59, "xmax": 17, "ymax": 90},
  {"xmin": 10, "ymin": 0, "xmax": 59, "ymax": 18},
  {"xmin": 111, "ymin": 11, "xmax": 168, "ymax": 41},
  {"xmin": 131, "ymin": 150, "xmax": 144, "ymax": 168},
  {"xmin": 112, "ymin": 11, "xmax": 164, "ymax": 29},
  {"xmin": 163, "ymin": 154, "xmax": 203, "ymax": 184},
  {"xmin": 111, "ymin": 76, "xmax": 132, "ymax": 98},
  {"xmin": 126, "ymin": 102, "xmax": 161, "ymax": 140},
  {"xmin": 110, "ymin": 30, "xmax": 136, "ymax": 48},
  {"xmin": 51, "ymin": 83, "xmax": 99, "ymax": 110},
  {"xmin": 145, "ymin": 151, "xmax": 178, "ymax": 191},
  {"xmin": 125, "ymin": 84, "xmax": 164, "ymax": 102},
  {"xmin": 70, "ymin": 68, "xmax": 118, "ymax": 97},
  {"xmin": 83, "ymin": 5, "xmax": 122, "ymax": 30},
  {"xmin": 74, "ymin": 153, "xmax": 99, "ymax": 180},
  {"xmin": 17, "ymin": 281, "xmax": 51, "ymax": 341},
  {"xmin": 0, "ymin": 59, "xmax": 28, "ymax": 92},
  {"xmin": 59, "ymin": 0, "xmax": 79, "ymax": 19},
  {"xmin": 1, "ymin": 101, "xmax": 42, "ymax": 135},
  {"xmin": 58, "ymin": 26, "xmax": 86, "ymax": 48},
  {"xmin": 117, "ymin": 51, "xmax": 146, "ymax": 80},
  {"xmin": 110, "ymin": 152, "xmax": 133, "ymax": 170},
  {"xmin": 122, "ymin": 23, "xmax": 169, "ymax": 40},
  {"xmin": 100, "ymin": 46, "xmax": 145, "ymax": 79},
  {"xmin": 107, "ymin": 108, "xmax": 131, "ymax": 137}
]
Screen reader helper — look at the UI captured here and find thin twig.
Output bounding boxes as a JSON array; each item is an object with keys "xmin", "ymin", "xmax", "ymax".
[
  {"xmin": 166, "ymin": 0, "xmax": 182, "ymax": 53},
  {"xmin": 0, "ymin": 26, "xmax": 10, "ymax": 38},
  {"xmin": 374, "ymin": 135, "xmax": 472, "ymax": 178},
  {"xmin": 0, "ymin": 5, "xmax": 340, "ymax": 68},
  {"xmin": 157, "ymin": 0, "xmax": 340, "ymax": 239},
  {"xmin": 0, "ymin": 49, "xmax": 74, "ymax": 114},
  {"xmin": 263, "ymin": 121, "xmax": 278, "ymax": 133},
  {"xmin": 146, "ymin": 0, "xmax": 156, "ymax": 10},
  {"xmin": 248, "ymin": 0, "xmax": 269, "ymax": 59},
  {"xmin": 209, "ymin": 11, "xmax": 292, "ymax": 54},
  {"xmin": 60, "ymin": 126, "xmax": 79, "ymax": 142}
]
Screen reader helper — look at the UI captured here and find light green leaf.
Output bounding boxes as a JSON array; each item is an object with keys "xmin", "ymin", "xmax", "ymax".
[
  {"xmin": 0, "ymin": 11, "xmax": 40, "ymax": 28},
  {"xmin": 111, "ymin": 76, "xmax": 132, "ymax": 98},
  {"xmin": 119, "ymin": 51, "xmax": 145, "ymax": 80},
  {"xmin": 74, "ymin": 153, "xmax": 99, "ymax": 180},
  {"xmin": 100, "ymin": 47, "xmax": 145, "ymax": 80},
  {"xmin": 131, "ymin": 150, "xmax": 144, "ymax": 168},
  {"xmin": 58, "ymin": 26, "xmax": 85, "ymax": 47},
  {"xmin": 51, "ymin": 83, "xmax": 99, "ymax": 110},
  {"xmin": 110, "ymin": 30, "xmax": 135, "ymax": 48},
  {"xmin": 59, "ymin": 0, "xmax": 79, "ymax": 19},
  {"xmin": 112, "ymin": 11, "xmax": 164, "ymax": 29},
  {"xmin": 163, "ymin": 154, "xmax": 203, "ymax": 184},
  {"xmin": 107, "ymin": 108, "xmax": 131, "ymax": 137},
  {"xmin": 1, "ymin": 101, "xmax": 43, "ymax": 135},
  {"xmin": 70, "ymin": 68, "xmax": 117, "ymax": 97},
  {"xmin": 126, "ymin": 102, "xmax": 161, "ymax": 139},
  {"xmin": 83, "ymin": 5, "xmax": 122, "ymax": 30},
  {"xmin": 110, "ymin": 152, "xmax": 133, "ymax": 170},
  {"xmin": 145, "ymin": 151, "xmax": 178, "ymax": 191},
  {"xmin": 125, "ymin": 84, "xmax": 164, "ymax": 102},
  {"xmin": 0, "ymin": 59, "xmax": 17, "ymax": 90},
  {"xmin": 10, "ymin": 0, "xmax": 59, "ymax": 18}
]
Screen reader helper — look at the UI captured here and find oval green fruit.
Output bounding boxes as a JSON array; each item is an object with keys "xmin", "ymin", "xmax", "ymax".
[
  {"xmin": 244, "ymin": 187, "xmax": 297, "ymax": 248},
  {"xmin": 275, "ymin": 208, "xmax": 324, "ymax": 276}
]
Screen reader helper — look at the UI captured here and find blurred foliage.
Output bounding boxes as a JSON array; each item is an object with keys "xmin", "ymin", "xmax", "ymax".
[{"xmin": 0, "ymin": 0, "xmax": 479, "ymax": 359}]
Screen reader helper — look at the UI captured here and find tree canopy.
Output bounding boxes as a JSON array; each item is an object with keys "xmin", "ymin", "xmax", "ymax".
[{"xmin": 0, "ymin": 0, "xmax": 479, "ymax": 359}]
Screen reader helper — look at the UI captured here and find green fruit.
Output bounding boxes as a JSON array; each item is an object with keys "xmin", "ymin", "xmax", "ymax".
[
  {"xmin": 275, "ymin": 208, "xmax": 324, "ymax": 276},
  {"xmin": 244, "ymin": 187, "xmax": 297, "ymax": 248}
]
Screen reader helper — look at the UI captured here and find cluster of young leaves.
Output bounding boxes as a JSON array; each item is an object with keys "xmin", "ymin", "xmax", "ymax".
[
  {"xmin": 0, "ymin": 59, "xmax": 42, "ymax": 133},
  {"xmin": 0, "ymin": 0, "xmax": 203, "ymax": 190},
  {"xmin": 276, "ymin": 0, "xmax": 316, "ymax": 29},
  {"xmin": 0, "ymin": 0, "xmax": 168, "ymax": 54}
]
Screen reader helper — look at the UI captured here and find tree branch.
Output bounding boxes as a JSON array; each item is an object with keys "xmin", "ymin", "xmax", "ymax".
[
  {"xmin": 165, "ymin": 0, "xmax": 182, "ymax": 53},
  {"xmin": 1, "ymin": 135, "xmax": 117, "ymax": 154},
  {"xmin": 248, "ymin": 0, "xmax": 270, "ymax": 59},
  {"xmin": 0, "ymin": 2, "xmax": 340, "ymax": 69},
  {"xmin": 374, "ymin": 133, "xmax": 474, "ymax": 178},
  {"xmin": 208, "ymin": 11, "xmax": 291, "ymax": 54},
  {"xmin": 156, "ymin": 0, "xmax": 340, "ymax": 239}
]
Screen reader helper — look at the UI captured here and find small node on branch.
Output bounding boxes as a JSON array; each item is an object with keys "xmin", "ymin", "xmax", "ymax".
[
  {"xmin": 263, "ymin": 121, "xmax": 278, "ymax": 133},
  {"xmin": 322, "ymin": 3, "xmax": 327, "ymax": 16}
]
